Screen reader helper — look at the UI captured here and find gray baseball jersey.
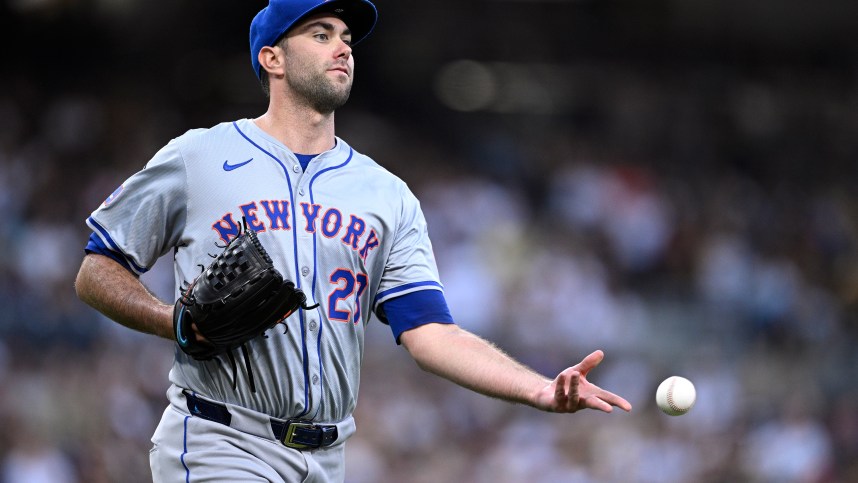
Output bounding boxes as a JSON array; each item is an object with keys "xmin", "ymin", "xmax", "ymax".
[{"xmin": 87, "ymin": 118, "xmax": 445, "ymax": 424}]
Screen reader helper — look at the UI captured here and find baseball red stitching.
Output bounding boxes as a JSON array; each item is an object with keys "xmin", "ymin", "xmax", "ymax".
[{"xmin": 667, "ymin": 378, "xmax": 681, "ymax": 412}]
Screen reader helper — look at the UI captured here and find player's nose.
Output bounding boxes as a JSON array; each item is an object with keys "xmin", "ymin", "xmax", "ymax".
[{"xmin": 335, "ymin": 38, "xmax": 352, "ymax": 58}]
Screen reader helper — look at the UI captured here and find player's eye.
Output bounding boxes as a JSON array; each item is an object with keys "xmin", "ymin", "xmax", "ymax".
[{"xmin": 314, "ymin": 33, "xmax": 329, "ymax": 41}]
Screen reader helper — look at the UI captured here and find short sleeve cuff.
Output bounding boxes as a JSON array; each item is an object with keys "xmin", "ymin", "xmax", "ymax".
[{"xmin": 376, "ymin": 289, "xmax": 454, "ymax": 344}]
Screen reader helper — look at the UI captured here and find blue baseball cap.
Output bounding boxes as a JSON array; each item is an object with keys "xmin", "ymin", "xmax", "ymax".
[{"xmin": 250, "ymin": 0, "xmax": 378, "ymax": 79}]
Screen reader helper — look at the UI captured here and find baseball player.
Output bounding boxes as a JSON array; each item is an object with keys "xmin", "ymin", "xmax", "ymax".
[{"xmin": 74, "ymin": 0, "xmax": 632, "ymax": 481}]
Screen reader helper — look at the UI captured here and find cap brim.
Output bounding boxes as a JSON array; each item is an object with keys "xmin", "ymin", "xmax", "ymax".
[{"xmin": 295, "ymin": 0, "xmax": 377, "ymax": 46}]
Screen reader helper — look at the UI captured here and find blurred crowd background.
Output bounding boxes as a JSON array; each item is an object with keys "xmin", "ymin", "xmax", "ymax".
[{"xmin": 1, "ymin": 0, "xmax": 858, "ymax": 482}]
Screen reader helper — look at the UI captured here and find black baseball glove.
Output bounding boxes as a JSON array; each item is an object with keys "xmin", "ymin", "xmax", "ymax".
[{"xmin": 173, "ymin": 227, "xmax": 316, "ymax": 361}]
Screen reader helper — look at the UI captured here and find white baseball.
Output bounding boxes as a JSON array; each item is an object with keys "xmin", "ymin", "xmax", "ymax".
[{"xmin": 655, "ymin": 376, "xmax": 696, "ymax": 416}]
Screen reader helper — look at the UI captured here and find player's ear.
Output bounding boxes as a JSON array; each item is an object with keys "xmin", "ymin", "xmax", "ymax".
[{"xmin": 258, "ymin": 45, "xmax": 286, "ymax": 79}]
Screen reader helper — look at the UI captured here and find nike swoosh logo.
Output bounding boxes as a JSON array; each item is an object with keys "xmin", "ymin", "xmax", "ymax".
[{"xmin": 223, "ymin": 158, "xmax": 254, "ymax": 171}]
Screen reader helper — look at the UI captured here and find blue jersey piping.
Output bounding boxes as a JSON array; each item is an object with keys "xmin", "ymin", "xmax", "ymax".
[
  {"xmin": 306, "ymin": 147, "xmax": 354, "ymax": 419},
  {"xmin": 231, "ymin": 121, "xmax": 311, "ymax": 416},
  {"xmin": 87, "ymin": 216, "xmax": 148, "ymax": 274},
  {"xmin": 375, "ymin": 281, "xmax": 444, "ymax": 306},
  {"xmin": 181, "ymin": 415, "xmax": 191, "ymax": 482}
]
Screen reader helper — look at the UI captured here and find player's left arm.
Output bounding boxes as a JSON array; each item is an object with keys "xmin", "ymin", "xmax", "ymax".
[{"xmin": 399, "ymin": 322, "xmax": 632, "ymax": 413}]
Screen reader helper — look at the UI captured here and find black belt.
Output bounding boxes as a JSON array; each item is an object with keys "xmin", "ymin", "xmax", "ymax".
[{"xmin": 183, "ymin": 391, "xmax": 338, "ymax": 450}]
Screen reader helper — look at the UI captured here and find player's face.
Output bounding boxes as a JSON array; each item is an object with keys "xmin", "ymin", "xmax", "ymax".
[{"xmin": 281, "ymin": 14, "xmax": 355, "ymax": 114}]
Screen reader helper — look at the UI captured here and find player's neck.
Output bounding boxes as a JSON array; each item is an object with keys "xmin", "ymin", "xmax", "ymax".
[{"xmin": 254, "ymin": 102, "xmax": 336, "ymax": 154}]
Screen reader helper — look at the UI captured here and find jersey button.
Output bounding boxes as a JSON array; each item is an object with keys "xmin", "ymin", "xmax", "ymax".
[
  {"xmin": 301, "ymin": 267, "xmax": 310, "ymax": 276},
  {"xmin": 312, "ymin": 375, "xmax": 319, "ymax": 385},
  {"xmin": 298, "ymin": 188, "xmax": 305, "ymax": 196},
  {"xmin": 309, "ymin": 321, "xmax": 317, "ymax": 331},
  {"xmin": 292, "ymin": 165, "xmax": 300, "ymax": 173}
]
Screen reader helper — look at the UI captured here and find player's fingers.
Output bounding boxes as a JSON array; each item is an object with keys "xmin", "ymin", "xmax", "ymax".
[
  {"xmin": 554, "ymin": 372, "xmax": 569, "ymax": 406},
  {"xmin": 575, "ymin": 350, "xmax": 605, "ymax": 376},
  {"xmin": 598, "ymin": 389, "xmax": 633, "ymax": 412},
  {"xmin": 586, "ymin": 396, "xmax": 615, "ymax": 413},
  {"xmin": 566, "ymin": 371, "xmax": 580, "ymax": 412}
]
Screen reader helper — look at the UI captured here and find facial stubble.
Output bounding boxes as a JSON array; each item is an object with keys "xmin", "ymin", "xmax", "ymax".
[{"xmin": 286, "ymin": 57, "xmax": 352, "ymax": 114}]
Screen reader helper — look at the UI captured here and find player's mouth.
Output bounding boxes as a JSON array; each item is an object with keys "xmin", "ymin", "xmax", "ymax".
[{"xmin": 328, "ymin": 65, "xmax": 349, "ymax": 76}]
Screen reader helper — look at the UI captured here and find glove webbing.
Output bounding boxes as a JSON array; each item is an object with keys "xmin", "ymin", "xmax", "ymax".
[{"xmin": 186, "ymin": 218, "xmax": 321, "ymax": 393}]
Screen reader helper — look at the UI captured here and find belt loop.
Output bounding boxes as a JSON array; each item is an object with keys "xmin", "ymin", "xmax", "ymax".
[{"xmin": 183, "ymin": 390, "xmax": 232, "ymax": 426}]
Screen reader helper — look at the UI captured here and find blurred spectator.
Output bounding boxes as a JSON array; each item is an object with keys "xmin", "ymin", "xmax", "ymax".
[
  {"xmin": 742, "ymin": 395, "xmax": 835, "ymax": 482},
  {"xmin": 1, "ymin": 437, "xmax": 76, "ymax": 483}
]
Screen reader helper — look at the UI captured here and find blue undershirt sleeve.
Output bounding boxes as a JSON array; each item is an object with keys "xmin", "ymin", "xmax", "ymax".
[
  {"xmin": 84, "ymin": 232, "xmax": 135, "ymax": 274},
  {"xmin": 376, "ymin": 289, "xmax": 455, "ymax": 344}
]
